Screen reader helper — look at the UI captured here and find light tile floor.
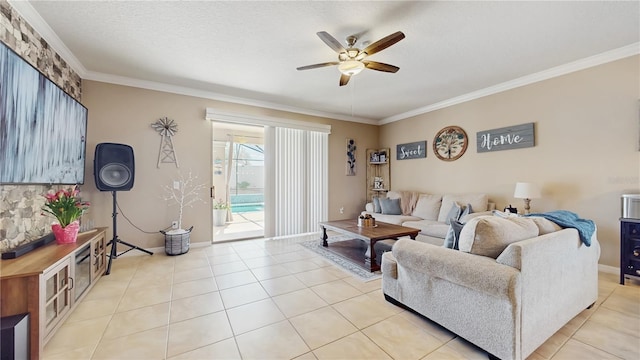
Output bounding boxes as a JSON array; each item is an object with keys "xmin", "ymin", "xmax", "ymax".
[
  {"xmin": 44, "ymin": 234, "xmax": 640, "ymax": 359},
  {"xmin": 214, "ymin": 211, "xmax": 265, "ymax": 242}
]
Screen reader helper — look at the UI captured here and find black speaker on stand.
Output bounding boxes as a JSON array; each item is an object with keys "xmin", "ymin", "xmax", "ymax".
[{"xmin": 94, "ymin": 143, "xmax": 152, "ymax": 275}]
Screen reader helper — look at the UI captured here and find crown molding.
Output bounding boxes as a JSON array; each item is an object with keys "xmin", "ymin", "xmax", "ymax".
[
  {"xmin": 8, "ymin": 0, "xmax": 88, "ymax": 77},
  {"xmin": 84, "ymin": 70, "xmax": 378, "ymax": 125},
  {"xmin": 379, "ymin": 43, "xmax": 640, "ymax": 125}
]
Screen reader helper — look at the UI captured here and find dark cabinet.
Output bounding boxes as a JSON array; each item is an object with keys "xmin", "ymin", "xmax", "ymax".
[{"xmin": 620, "ymin": 219, "xmax": 640, "ymax": 285}]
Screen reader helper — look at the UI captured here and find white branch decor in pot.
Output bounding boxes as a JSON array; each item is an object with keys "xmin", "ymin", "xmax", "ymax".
[
  {"xmin": 163, "ymin": 171, "xmax": 207, "ymax": 231},
  {"xmin": 162, "ymin": 171, "xmax": 207, "ymax": 255}
]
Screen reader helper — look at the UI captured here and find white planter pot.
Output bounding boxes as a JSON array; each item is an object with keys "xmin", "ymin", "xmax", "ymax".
[{"xmin": 213, "ymin": 209, "xmax": 227, "ymax": 226}]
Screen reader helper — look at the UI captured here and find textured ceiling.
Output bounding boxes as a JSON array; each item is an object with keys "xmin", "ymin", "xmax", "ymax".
[{"xmin": 13, "ymin": 1, "xmax": 640, "ymax": 123}]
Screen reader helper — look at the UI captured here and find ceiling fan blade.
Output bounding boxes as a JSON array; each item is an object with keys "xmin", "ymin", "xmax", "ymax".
[
  {"xmin": 361, "ymin": 31, "xmax": 405, "ymax": 56},
  {"xmin": 363, "ymin": 60, "xmax": 400, "ymax": 73},
  {"xmin": 317, "ymin": 31, "xmax": 346, "ymax": 54},
  {"xmin": 339, "ymin": 74, "xmax": 351, "ymax": 86},
  {"xmin": 296, "ymin": 62, "xmax": 339, "ymax": 71}
]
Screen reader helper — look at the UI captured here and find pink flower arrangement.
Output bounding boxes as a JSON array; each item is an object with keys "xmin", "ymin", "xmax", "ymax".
[{"xmin": 42, "ymin": 186, "xmax": 90, "ymax": 228}]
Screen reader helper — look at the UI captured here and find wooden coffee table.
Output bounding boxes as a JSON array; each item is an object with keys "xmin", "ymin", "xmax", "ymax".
[{"xmin": 319, "ymin": 220, "xmax": 420, "ymax": 272}]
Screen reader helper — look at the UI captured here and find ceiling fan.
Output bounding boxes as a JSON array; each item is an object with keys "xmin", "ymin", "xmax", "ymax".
[{"xmin": 297, "ymin": 31, "xmax": 405, "ymax": 86}]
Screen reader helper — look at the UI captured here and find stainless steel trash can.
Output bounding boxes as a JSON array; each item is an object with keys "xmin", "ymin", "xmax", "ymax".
[{"xmin": 622, "ymin": 194, "xmax": 640, "ymax": 219}]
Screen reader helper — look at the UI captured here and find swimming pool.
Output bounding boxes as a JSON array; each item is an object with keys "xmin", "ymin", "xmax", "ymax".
[{"xmin": 231, "ymin": 203, "xmax": 264, "ymax": 213}]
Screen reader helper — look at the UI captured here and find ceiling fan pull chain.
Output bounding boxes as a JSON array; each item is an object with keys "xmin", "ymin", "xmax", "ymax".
[{"xmin": 350, "ymin": 77, "xmax": 355, "ymax": 117}]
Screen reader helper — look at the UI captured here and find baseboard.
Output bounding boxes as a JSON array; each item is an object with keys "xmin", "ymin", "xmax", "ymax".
[
  {"xmin": 112, "ymin": 241, "xmax": 212, "ymax": 258},
  {"xmin": 598, "ymin": 264, "xmax": 618, "ymax": 274}
]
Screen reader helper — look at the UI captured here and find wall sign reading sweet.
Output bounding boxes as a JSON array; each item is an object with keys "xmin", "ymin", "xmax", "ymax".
[
  {"xmin": 476, "ymin": 123, "xmax": 535, "ymax": 153},
  {"xmin": 396, "ymin": 141, "xmax": 427, "ymax": 160}
]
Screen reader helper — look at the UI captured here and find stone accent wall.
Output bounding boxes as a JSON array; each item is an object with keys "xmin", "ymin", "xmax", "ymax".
[
  {"xmin": 0, "ymin": 1, "xmax": 81, "ymax": 98},
  {"xmin": 0, "ymin": 1, "xmax": 83, "ymax": 252}
]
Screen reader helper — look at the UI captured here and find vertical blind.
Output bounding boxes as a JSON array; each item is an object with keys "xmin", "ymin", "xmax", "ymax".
[{"xmin": 274, "ymin": 127, "xmax": 328, "ymax": 236}]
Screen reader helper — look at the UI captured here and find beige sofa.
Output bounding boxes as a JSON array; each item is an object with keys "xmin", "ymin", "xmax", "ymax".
[
  {"xmin": 362, "ymin": 191, "xmax": 493, "ymax": 244},
  {"xmin": 381, "ymin": 215, "xmax": 600, "ymax": 360}
]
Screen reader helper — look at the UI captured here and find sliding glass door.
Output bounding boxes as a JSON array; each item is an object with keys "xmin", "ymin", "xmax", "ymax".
[
  {"xmin": 212, "ymin": 123, "xmax": 265, "ymax": 242},
  {"xmin": 208, "ymin": 109, "xmax": 330, "ymax": 241}
]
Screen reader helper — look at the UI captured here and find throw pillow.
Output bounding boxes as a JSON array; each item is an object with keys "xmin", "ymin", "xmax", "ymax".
[
  {"xmin": 445, "ymin": 202, "xmax": 462, "ymax": 225},
  {"xmin": 458, "ymin": 216, "xmax": 539, "ymax": 258},
  {"xmin": 460, "ymin": 203, "xmax": 473, "ymax": 218},
  {"xmin": 379, "ymin": 198, "xmax": 402, "ymax": 215},
  {"xmin": 437, "ymin": 194, "xmax": 488, "ymax": 222},
  {"xmin": 411, "ymin": 194, "xmax": 442, "ymax": 220},
  {"xmin": 372, "ymin": 196, "xmax": 382, "ymax": 213},
  {"xmin": 443, "ymin": 219, "xmax": 465, "ymax": 250}
]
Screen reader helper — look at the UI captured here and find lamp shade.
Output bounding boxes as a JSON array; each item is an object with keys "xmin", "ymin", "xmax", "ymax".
[{"xmin": 514, "ymin": 182, "xmax": 541, "ymax": 199}]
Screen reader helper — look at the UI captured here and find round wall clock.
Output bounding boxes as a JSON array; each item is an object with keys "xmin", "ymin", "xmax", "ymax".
[{"xmin": 433, "ymin": 126, "xmax": 468, "ymax": 161}]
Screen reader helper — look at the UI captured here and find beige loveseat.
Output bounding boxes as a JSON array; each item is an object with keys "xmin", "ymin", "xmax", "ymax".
[
  {"xmin": 362, "ymin": 191, "xmax": 493, "ymax": 244},
  {"xmin": 381, "ymin": 215, "xmax": 600, "ymax": 360}
]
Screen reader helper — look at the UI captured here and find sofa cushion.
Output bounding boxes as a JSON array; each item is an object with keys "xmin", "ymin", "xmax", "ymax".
[
  {"xmin": 438, "ymin": 194, "xmax": 489, "ymax": 222},
  {"xmin": 411, "ymin": 194, "xmax": 442, "ymax": 221},
  {"xmin": 402, "ymin": 220, "xmax": 449, "ymax": 238},
  {"xmin": 379, "ymin": 198, "xmax": 402, "ymax": 215},
  {"xmin": 386, "ymin": 191, "xmax": 401, "ymax": 199},
  {"xmin": 365, "ymin": 202, "xmax": 374, "ymax": 212},
  {"xmin": 529, "ymin": 216, "xmax": 562, "ymax": 235},
  {"xmin": 458, "ymin": 216, "xmax": 539, "ymax": 258}
]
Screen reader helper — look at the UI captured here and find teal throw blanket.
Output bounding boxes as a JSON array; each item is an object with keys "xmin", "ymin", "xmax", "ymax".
[{"xmin": 526, "ymin": 210, "xmax": 594, "ymax": 246}]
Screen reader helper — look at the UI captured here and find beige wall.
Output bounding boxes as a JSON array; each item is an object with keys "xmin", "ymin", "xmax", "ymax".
[
  {"xmin": 380, "ymin": 55, "xmax": 640, "ymax": 267},
  {"xmin": 82, "ymin": 80, "xmax": 379, "ymax": 249}
]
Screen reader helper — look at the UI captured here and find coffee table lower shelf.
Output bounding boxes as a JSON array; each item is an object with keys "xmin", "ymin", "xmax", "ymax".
[{"xmin": 323, "ymin": 239, "xmax": 374, "ymax": 272}]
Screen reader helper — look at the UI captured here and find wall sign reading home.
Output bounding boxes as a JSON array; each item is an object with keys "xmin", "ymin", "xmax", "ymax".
[
  {"xmin": 396, "ymin": 141, "xmax": 427, "ymax": 160},
  {"xmin": 476, "ymin": 123, "xmax": 535, "ymax": 153}
]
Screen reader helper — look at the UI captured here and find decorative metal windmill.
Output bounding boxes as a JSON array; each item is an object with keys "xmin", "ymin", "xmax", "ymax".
[{"xmin": 151, "ymin": 117, "xmax": 179, "ymax": 168}]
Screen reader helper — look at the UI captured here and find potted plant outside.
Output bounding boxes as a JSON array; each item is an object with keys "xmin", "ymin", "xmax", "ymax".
[{"xmin": 213, "ymin": 199, "xmax": 229, "ymax": 227}]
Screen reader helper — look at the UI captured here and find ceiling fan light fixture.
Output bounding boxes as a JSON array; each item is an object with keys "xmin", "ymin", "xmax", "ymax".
[{"xmin": 338, "ymin": 60, "xmax": 365, "ymax": 76}]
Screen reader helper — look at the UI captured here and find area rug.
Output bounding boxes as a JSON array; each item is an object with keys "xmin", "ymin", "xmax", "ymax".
[{"xmin": 299, "ymin": 236, "xmax": 382, "ymax": 282}]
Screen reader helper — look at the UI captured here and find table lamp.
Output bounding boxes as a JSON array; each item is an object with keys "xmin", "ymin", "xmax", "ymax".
[{"xmin": 514, "ymin": 182, "xmax": 541, "ymax": 215}]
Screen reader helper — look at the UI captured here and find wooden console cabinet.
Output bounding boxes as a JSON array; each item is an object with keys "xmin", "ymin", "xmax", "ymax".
[{"xmin": 0, "ymin": 228, "xmax": 107, "ymax": 359}]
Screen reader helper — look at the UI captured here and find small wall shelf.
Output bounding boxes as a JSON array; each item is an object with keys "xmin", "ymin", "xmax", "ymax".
[{"xmin": 366, "ymin": 148, "xmax": 390, "ymax": 203}]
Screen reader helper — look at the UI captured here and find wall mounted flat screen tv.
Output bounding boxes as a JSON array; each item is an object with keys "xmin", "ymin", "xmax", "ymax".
[{"xmin": 0, "ymin": 41, "xmax": 87, "ymax": 185}]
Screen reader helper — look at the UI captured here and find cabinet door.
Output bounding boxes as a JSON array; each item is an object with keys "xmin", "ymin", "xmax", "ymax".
[
  {"xmin": 43, "ymin": 259, "xmax": 72, "ymax": 336},
  {"xmin": 91, "ymin": 233, "xmax": 107, "ymax": 280}
]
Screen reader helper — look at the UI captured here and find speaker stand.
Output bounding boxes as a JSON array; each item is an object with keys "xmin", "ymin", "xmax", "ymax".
[{"xmin": 105, "ymin": 191, "xmax": 153, "ymax": 275}]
